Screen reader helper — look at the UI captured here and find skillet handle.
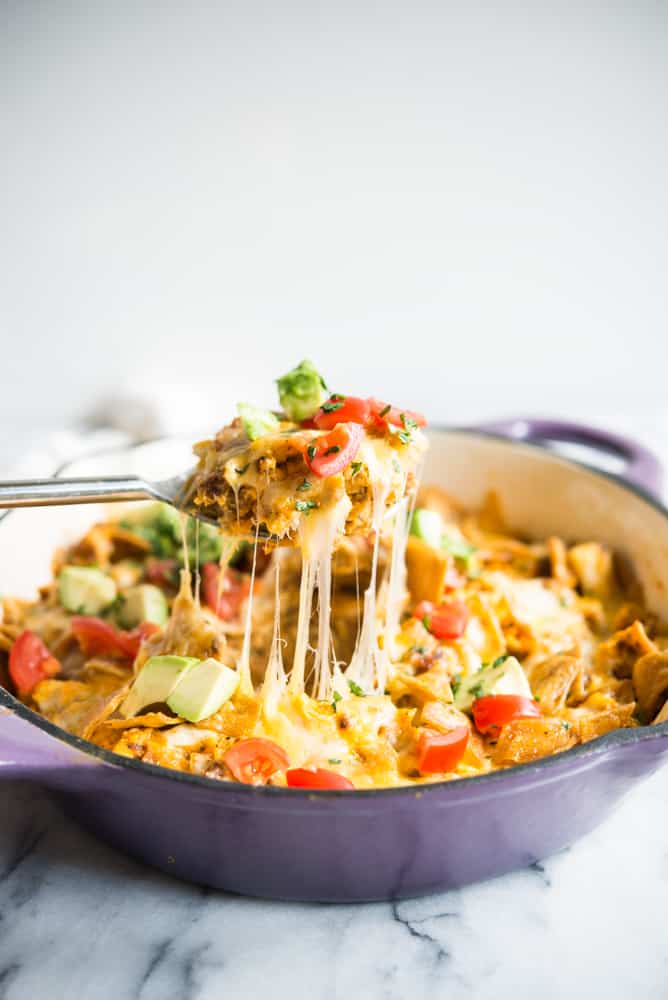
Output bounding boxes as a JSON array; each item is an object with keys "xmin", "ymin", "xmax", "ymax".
[
  {"xmin": 473, "ymin": 418, "xmax": 663, "ymax": 497},
  {"xmin": 0, "ymin": 704, "xmax": 93, "ymax": 781}
]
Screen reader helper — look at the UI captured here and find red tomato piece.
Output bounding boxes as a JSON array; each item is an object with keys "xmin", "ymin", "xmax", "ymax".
[
  {"xmin": 312, "ymin": 395, "xmax": 371, "ymax": 430},
  {"xmin": 304, "ymin": 422, "xmax": 364, "ymax": 478},
  {"xmin": 472, "ymin": 694, "xmax": 542, "ymax": 735},
  {"xmin": 223, "ymin": 738, "xmax": 290, "ymax": 785},
  {"xmin": 286, "ymin": 767, "xmax": 355, "ymax": 790},
  {"xmin": 9, "ymin": 630, "xmax": 61, "ymax": 696},
  {"xmin": 70, "ymin": 617, "xmax": 159, "ymax": 659},
  {"xmin": 414, "ymin": 599, "xmax": 470, "ymax": 640},
  {"xmin": 417, "ymin": 726, "xmax": 469, "ymax": 775},
  {"xmin": 368, "ymin": 397, "xmax": 427, "ymax": 430},
  {"xmin": 202, "ymin": 562, "xmax": 250, "ymax": 621}
]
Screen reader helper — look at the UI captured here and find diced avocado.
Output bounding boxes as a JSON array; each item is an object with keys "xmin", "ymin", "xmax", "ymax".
[
  {"xmin": 409, "ymin": 508, "xmax": 444, "ymax": 549},
  {"xmin": 453, "ymin": 655, "xmax": 531, "ymax": 712},
  {"xmin": 119, "ymin": 655, "xmax": 199, "ymax": 719},
  {"xmin": 167, "ymin": 657, "xmax": 239, "ymax": 722},
  {"xmin": 237, "ymin": 402, "xmax": 280, "ymax": 441},
  {"xmin": 276, "ymin": 359, "xmax": 329, "ymax": 422},
  {"xmin": 116, "ymin": 584, "xmax": 169, "ymax": 629},
  {"xmin": 58, "ymin": 566, "xmax": 117, "ymax": 615}
]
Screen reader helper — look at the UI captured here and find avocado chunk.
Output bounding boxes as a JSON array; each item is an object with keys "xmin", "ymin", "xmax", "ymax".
[
  {"xmin": 117, "ymin": 584, "xmax": 169, "ymax": 629},
  {"xmin": 409, "ymin": 508, "xmax": 444, "ymax": 549},
  {"xmin": 276, "ymin": 359, "xmax": 329, "ymax": 422},
  {"xmin": 167, "ymin": 658, "xmax": 239, "ymax": 723},
  {"xmin": 237, "ymin": 402, "xmax": 280, "ymax": 441},
  {"xmin": 120, "ymin": 655, "xmax": 199, "ymax": 719},
  {"xmin": 58, "ymin": 566, "xmax": 117, "ymax": 615}
]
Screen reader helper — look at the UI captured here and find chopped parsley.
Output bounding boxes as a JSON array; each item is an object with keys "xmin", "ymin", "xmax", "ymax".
[
  {"xmin": 562, "ymin": 721, "xmax": 571, "ymax": 731},
  {"xmin": 307, "ymin": 444, "xmax": 317, "ymax": 461},
  {"xmin": 324, "ymin": 444, "xmax": 340, "ymax": 456},
  {"xmin": 398, "ymin": 430, "xmax": 412, "ymax": 445},
  {"xmin": 379, "ymin": 403, "xmax": 391, "ymax": 417},
  {"xmin": 321, "ymin": 395, "xmax": 345, "ymax": 413},
  {"xmin": 400, "ymin": 413, "xmax": 418, "ymax": 432},
  {"xmin": 350, "ymin": 461, "xmax": 363, "ymax": 478},
  {"xmin": 490, "ymin": 654, "xmax": 510, "ymax": 670},
  {"xmin": 295, "ymin": 499, "xmax": 318, "ymax": 513},
  {"xmin": 234, "ymin": 463, "xmax": 250, "ymax": 475},
  {"xmin": 331, "ymin": 691, "xmax": 342, "ymax": 712},
  {"xmin": 347, "ymin": 679, "xmax": 365, "ymax": 697},
  {"xmin": 469, "ymin": 682, "xmax": 485, "ymax": 700},
  {"xmin": 296, "ymin": 479, "xmax": 311, "ymax": 492},
  {"xmin": 328, "ymin": 758, "xmax": 342, "ymax": 765}
]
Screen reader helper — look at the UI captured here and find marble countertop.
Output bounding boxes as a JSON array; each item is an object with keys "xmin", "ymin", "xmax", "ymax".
[{"xmin": 1, "ymin": 418, "xmax": 668, "ymax": 999}]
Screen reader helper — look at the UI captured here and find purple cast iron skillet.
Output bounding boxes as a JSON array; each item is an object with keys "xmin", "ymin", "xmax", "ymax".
[{"xmin": 1, "ymin": 419, "xmax": 667, "ymax": 902}]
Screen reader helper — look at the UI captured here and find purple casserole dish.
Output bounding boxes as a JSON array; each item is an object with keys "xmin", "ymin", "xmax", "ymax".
[{"xmin": 1, "ymin": 419, "xmax": 667, "ymax": 902}]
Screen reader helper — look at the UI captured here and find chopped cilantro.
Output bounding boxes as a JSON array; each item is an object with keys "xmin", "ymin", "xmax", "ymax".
[
  {"xmin": 307, "ymin": 444, "xmax": 317, "ymax": 461},
  {"xmin": 379, "ymin": 404, "xmax": 391, "ymax": 417},
  {"xmin": 490, "ymin": 654, "xmax": 510, "ymax": 670},
  {"xmin": 321, "ymin": 395, "xmax": 345, "ymax": 413},
  {"xmin": 328, "ymin": 758, "xmax": 342, "ymax": 765},
  {"xmin": 400, "ymin": 413, "xmax": 418, "ymax": 432},
  {"xmin": 296, "ymin": 479, "xmax": 311, "ymax": 492},
  {"xmin": 324, "ymin": 444, "xmax": 340, "ymax": 456},
  {"xmin": 234, "ymin": 463, "xmax": 250, "ymax": 475},
  {"xmin": 331, "ymin": 691, "xmax": 342, "ymax": 712},
  {"xmin": 398, "ymin": 430, "xmax": 411, "ymax": 445},
  {"xmin": 469, "ymin": 682, "xmax": 485, "ymax": 700},
  {"xmin": 296, "ymin": 499, "xmax": 318, "ymax": 513},
  {"xmin": 350, "ymin": 461, "xmax": 363, "ymax": 478},
  {"xmin": 347, "ymin": 679, "xmax": 365, "ymax": 697},
  {"xmin": 562, "ymin": 721, "xmax": 570, "ymax": 731}
]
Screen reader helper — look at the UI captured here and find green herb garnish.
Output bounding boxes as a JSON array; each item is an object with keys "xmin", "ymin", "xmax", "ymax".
[
  {"xmin": 400, "ymin": 413, "xmax": 418, "ymax": 432},
  {"xmin": 398, "ymin": 430, "xmax": 411, "ymax": 445},
  {"xmin": 235, "ymin": 464, "xmax": 250, "ymax": 475},
  {"xmin": 350, "ymin": 461, "xmax": 363, "ymax": 478},
  {"xmin": 324, "ymin": 445, "xmax": 341, "ymax": 456},
  {"xmin": 296, "ymin": 479, "xmax": 311, "ymax": 492},
  {"xmin": 307, "ymin": 444, "xmax": 317, "ymax": 461},
  {"xmin": 347, "ymin": 679, "xmax": 365, "ymax": 697},
  {"xmin": 296, "ymin": 499, "xmax": 318, "ymax": 513},
  {"xmin": 328, "ymin": 758, "xmax": 342, "ymax": 765},
  {"xmin": 379, "ymin": 404, "xmax": 391, "ymax": 417},
  {"xmin": 331, "ymin": 691, "xmax": 342, "ymax": 712},
  {"xmin": 321, "ymin": 395, "xmax": 345, "ymax": 413}
]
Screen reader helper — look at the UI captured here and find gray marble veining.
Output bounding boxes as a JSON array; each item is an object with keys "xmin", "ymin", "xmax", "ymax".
[{"xmin": 1, "ymin": 768, "xmax": 666, "ymax": 1000}]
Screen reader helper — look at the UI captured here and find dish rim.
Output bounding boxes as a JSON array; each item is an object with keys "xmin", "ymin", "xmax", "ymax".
[{"xmin": 1, "ymin": 426, "xmax": 667, "ymax": 799}]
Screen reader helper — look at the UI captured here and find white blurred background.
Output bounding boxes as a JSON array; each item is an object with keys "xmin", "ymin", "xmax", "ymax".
[{"xmin": 2, "ymin": 1, "xmax": 668, "ymax": 467}]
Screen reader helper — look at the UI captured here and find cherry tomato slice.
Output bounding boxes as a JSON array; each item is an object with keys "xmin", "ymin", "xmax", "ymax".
[
  {"xmin": 413, "ymin": 599, "xmax": 470, "ymax": 640},
  {"xmin": 472, "ymin": 694, "xmax": 542, "ymax": 735},
  {"xmin": 9, "ymin": 630, "xmax": 61, "ymax": 696},
  {"xmin": 202, "ymin": 562, "xmax": 250, "ymax": 621},
  {"xmin": 368, "ymin": 397, "xmax": 427, "ymax": 430},
  {"xmin": 70, "ymin": 617, "xmax": 159, "ymax": 659},
  {"xmin": 223, "ymin": 738, "xmax": 290, "ymax": 785},
  {"xmin": 417, "ymin": 726, "xmax": 469, "ymax": 775},
  {"xmin": 304, "ymin": 422, "xmax": 364, "ymax": 478},
  {"xmin": 286, "ymin": 767, "xmax": 355, "ymax": 790},
  {"xmin": 312, "ymin": 395, "xmax": 371, "ymax": 430}
]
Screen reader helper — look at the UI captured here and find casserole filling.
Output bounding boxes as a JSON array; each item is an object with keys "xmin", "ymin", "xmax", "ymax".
[{"xmin": 1, "ymin": 361, "xmax": 667, "ymax": 790}]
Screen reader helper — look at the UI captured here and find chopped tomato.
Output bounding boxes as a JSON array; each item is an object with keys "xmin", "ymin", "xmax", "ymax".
[
  {"xmin": 223, "ymin": 738, "xmax": 289, "ymax": 785},
  {"xmin": 472, "ymin": 694, "xmax": 542, "ymax": 735},
  {"xmin": 413, "ymin": 599, "xmax": 470, "ymax": 640},
  {"xmin": 286, "ymin": 767, "xmax": 355, "ymax": 790},
  {"xmin": 417, "ymin": 726, "xmax": 469, "ymax": 775},
  {"xmin": 9, "ymin": 630, "xmax": 61, "ymax": 696},
  {"xmin": 368, "ymin": 397, "xmax": 427, "ymax": 431},
  {"xmin": 145, "ymin": 558, "xmax": 179, "ymax": 587},
  {"xmin": 70, "ymin": 617, "xmax": 159, "ymax": 660},
  {"xmin": 304, "ymin": 422, "xmax": 364, "ymax": 478},
  {"xmin": 312, "ymin": 395, "xmax": 371, "ymax": 430},
  {"xmin": 202, "ymin": 562, "xmax": 250, "ymax": 621}
]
